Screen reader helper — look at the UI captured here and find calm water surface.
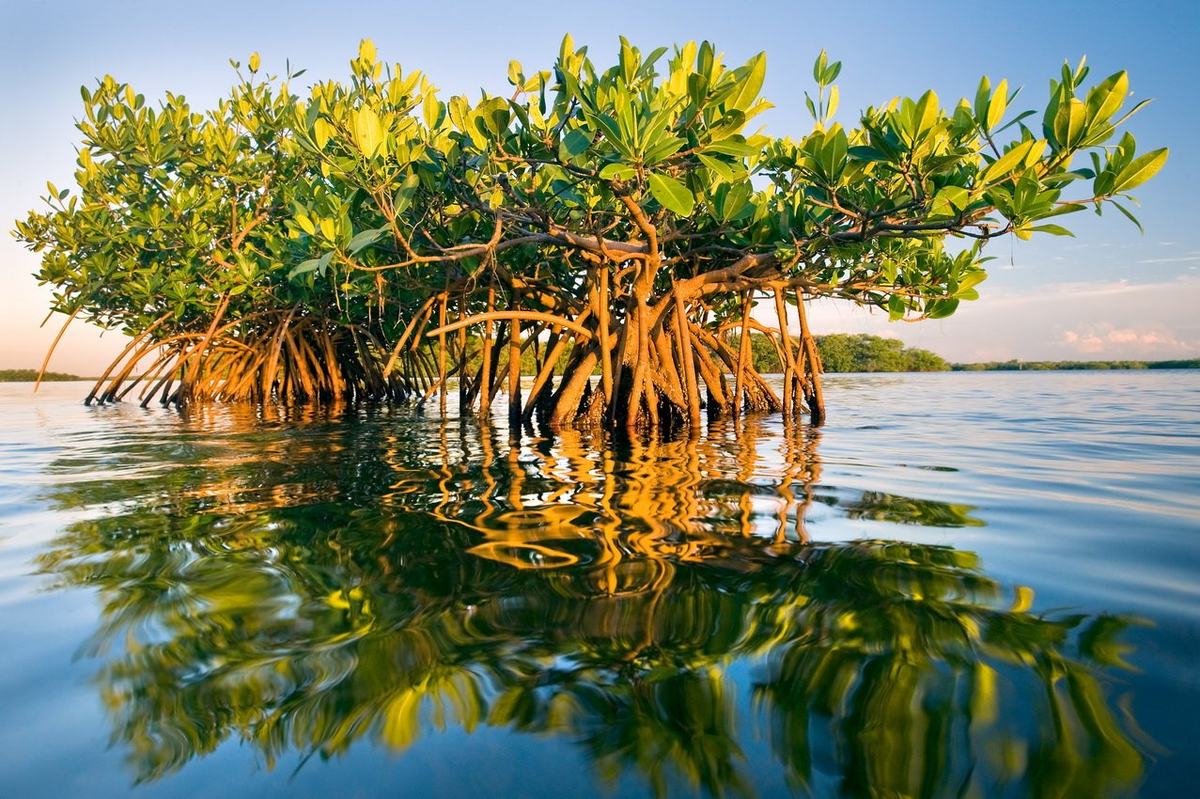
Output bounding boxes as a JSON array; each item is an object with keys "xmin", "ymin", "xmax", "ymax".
[{"xmin": 1, "ymin": 371, "xmax": 1197, "ymax": 798}]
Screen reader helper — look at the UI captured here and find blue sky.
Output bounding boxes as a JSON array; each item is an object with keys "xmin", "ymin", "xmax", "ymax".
[{"xmin": 3, "ymin": 0, "xmax": 1197, "ymax": 373}]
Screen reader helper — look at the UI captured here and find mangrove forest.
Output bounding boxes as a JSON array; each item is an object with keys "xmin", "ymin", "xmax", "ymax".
[{"xmin": 14, "ymin": 38, "xmax": 1166, "ymax": 431}]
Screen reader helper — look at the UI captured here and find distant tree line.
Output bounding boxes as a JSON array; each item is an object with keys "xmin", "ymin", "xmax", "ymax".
[
  {"xmin": 952, "ymin": 359, "xmax": 1199, "ymax": 371},
  {"xmin": 747, "ymin": 333, "xmax": 949, "ymax": 374},
  {"xmin": 0, "ymin": 369, "xmax": 86, "ymax": 382}
]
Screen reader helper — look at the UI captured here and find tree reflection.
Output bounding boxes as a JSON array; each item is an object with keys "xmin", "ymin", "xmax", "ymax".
[{"xmin": 38, "ymin": 405, "xmax": 1149, "ymax": 796}]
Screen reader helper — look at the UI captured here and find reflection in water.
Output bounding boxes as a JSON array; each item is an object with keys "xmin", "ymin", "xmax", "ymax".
[{"xmin": 38, "ymin": 403, "xmax": 1148, "ymax": 797}]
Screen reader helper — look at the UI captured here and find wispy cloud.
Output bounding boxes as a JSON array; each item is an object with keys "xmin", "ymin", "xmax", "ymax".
[
  {"xmin": 1138, "ymin": 255, "xmax": 1200, "ymax": 264},
  {"xmin": 801, "ymin": 273, "xmax": 1200, "ymax": 362},
  {"xmin": 1062, "ymin": 325, "xmax": 1194, "ymax": 356}
]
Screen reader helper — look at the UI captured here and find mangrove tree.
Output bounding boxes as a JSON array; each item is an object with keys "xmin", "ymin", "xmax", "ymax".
[{"xmin": 14, "ymin": 38, "xmax": 1167, "ymax": 431}]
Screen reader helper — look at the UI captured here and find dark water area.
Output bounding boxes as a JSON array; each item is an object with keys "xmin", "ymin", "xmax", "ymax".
[{"xmin": 1, "ymin": 371, "xmax": 1197, "ymax": 798}]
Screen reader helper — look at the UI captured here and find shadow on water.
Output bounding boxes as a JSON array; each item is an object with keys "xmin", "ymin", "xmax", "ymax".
[{"xmin": 37, "ymin": 402, "xmax": 1151, "ymax": 797}]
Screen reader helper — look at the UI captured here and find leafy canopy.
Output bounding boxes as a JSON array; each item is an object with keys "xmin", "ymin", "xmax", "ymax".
[{"xmin": 14, "ymin": 37, "xmax": 1166, "ymax": 352}]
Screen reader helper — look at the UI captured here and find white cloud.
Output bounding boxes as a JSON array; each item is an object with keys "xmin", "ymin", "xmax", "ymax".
[
  {"xmin": 1138, "ymin": 255, "xmax": 1200, "ymax": 264},
  {"xmin": 1062, "ymin": 325, "xmax": 1192, "ymax": 356},
  {"xmin": 797, "ymin": 275, "xmax": 1200, "ymax": 363}
]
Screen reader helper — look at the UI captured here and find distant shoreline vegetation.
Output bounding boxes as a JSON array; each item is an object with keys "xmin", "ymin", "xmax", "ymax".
[
  {"xmin": 0, "ymin": 369, "xmax": 88, "ymax": 382},
  {"xmin": 753, "ymin": 333, "xmax": 950, "ymax": 373},
  {"xmin": 951, "ymin": 358, "xmax": 1199, "ymax": 371}
]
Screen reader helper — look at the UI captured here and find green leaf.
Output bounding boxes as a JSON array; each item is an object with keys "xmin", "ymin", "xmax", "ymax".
[
  {"xmin": 698, "ymin": 41, "xmax": 714, "ymax": 78},
  {"xmin": 914, "ymin": 90, "xmax": 939, "ymax": 134},
  {"xmin": 423, "ymin": 92, "xmax": 441, "ymax": 129},
  {"xmin": 848, "ymin": 145, "xmax": 890, "ymax": 163},
  {"xmin": 939, "ymin": 185, "xmax": 971, "ymax": 212},
  {"xmin": 974, "ymin": 75, "xmax": 992, "ymax": 122},
  {"xmin": 647, "ymin": 172, "xmax": 694, "ymax": 216},
  {"xmin": 316, "ymin": 251, "xmax": 334, "ymax": 276},
  {"xmin": 591, "ymin": 113, "xmax": 635, "ymax": 158},
  {"xmin": 352, "ymin": 106, "xmax": 386, "ymax": 158},
  {"xmin": 643, "ymin": 135, "xmax": 686, "ymax": 164},
  {"xmin": 559, "ymin": 128, "xmax": 592, "ymax": 160},
  {"xmin": 393, "ymin": 173, "xmax": 421, "ymax": 213},
  {"xmin": 1086, "ymin": 71, "xmax": 1128, "ymax": 124},
  {"xmin": 1110, "ymin": 199, "xmax": 1144, "ymax": 233},
  {"xmin": 1053, "ymin": 98, "xmax": 1087, "ymax": 150},
  {"xmin": 887, "ymin": 293, "xmax": 906, "ymax": 321},
  {"xmin": 348, "ymin": 228, "xmax": 384, "ymax": 254},
  {"xmin": 819, "ymin": 127, "xmax": 848, "ymax": 180},
  {"xmin": 249, "ymin": 52, "xmax": 261, "ymax": 74},
  {"xmin": 288, "ymin": 258, "xmax": 320, "ymax": 280},
  {"xmin": 599, "ymin": 163, "xmax": 637, "ymax": 181},
  {"xmin": 1111, "ymin": 148, "xmax": 1168, "ymax": 194},
  {"xmin": 956, "ymin": 271, "xmax": 988, "ymax": 293},
  {"xmin": 1029, "ymin": 223, "xmax": 1074, "ymax": 237},
  {"xmin": 702, "ymin": 139, "xmax": 758, "ymax": 158},
  {"xmin": 813, "ymin": 49, "xmax": 828, "ymax": 84},
  {"xmin": 980, "ymin": 138, "xmax": 1044, "ymax": 184},
  {"xmin": 727, "ymin": 53, "xmax": 766, "ymax": 113},
  {"xmin": 928, "ymin": 297, "xmax": 960, "ymax": 319},
  {"xmin": 698, "ymin": 153, "xmax": 738, "ymax": 182},
  {"xmin": 986, "ymin": 79, "xmax": 1008, "ymax": 130},
  {"xmin": 717, "ymin": 181, "xmax": 753, "ymax": 222}
]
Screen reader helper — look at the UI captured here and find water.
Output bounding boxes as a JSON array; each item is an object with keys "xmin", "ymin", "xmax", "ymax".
[{"xmin": 1, "ymin": 371, "xmax": 1197, "ymax": 798}]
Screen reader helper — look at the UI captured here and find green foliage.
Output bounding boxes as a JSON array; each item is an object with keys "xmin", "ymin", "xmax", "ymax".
[
  {"xmin": 0, "ymin": 369, "xmax": 86, "ymax": 381},
  {"xmin": 11, "ymin": 38, "xmax": 1167, "ymax": 418},
  {"xmin": 951, "ymin": 359, "xmax": 1198, "ymax": 371},
  {"xmin": 1147, "ymin": 359, "xmax": 1200, "ymax": 369},
  {"xmin": 749, "ymin": 333, "xmax": 949, "ymax": 373}
]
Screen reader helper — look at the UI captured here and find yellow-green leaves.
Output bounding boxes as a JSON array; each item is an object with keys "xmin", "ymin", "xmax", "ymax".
[
  {"xmin": 986, "ymin": 79, "xmax": 1008, "ymax": 129},
  {"xmin": 1110, "ymin": 147, "xmax": 1168, "ymax": 194},
  {"xmin": 351, "ymin": 107, "xmax": 385, "ymax": 159},
  {"xmin": 813, "ymin": 49, "xmax": 839, "ymax": 85},
  {"xmin": 1086, "ymin": 71, "xmax": 1128, "ymax": 125},
  {"xmin": 1092, "ymin": 131, "xmax": 1169, "ymax": 205},
  {"xmin": 914, "ymin": 90, "xmax": 939, "ymax": 137},
  {"xmin": 358, "ymin": 39, "xmax": 376, "ymax": 64},
  {"xmin": 422, "ymin": 89, "xmax": 441, "ymax": 129},
  {"xmin": 825, "ymin": 85, "xmax": 839, "ymax": 121},
  {"xmin": 975, "ymin": 76, "xmax": 1013, "ymax": 132},
  {"xmin": 647, "ymin": 172, "xmax": 694, "ymax": 216},
  {"xmin": 698, "ymin": 153, "xmax": 741, "ymax": 182},
  {"xmin": 248, "ymin": 52, "xmax": 261, "ymax": 75},
  {"xmin": 727, "ymin": 53, "xmax": 766, "ymax": 113},
  {"xmin": 1053, "ymin": 98, "xmax": 1088, "ymax": 151},
  {"xmin": 980, "ymin": 138, "xmax": 1046, "ymax": 184},
  {"xmin": 806, "ymin": 49, "xmax": 842, "ymax": 125}
]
